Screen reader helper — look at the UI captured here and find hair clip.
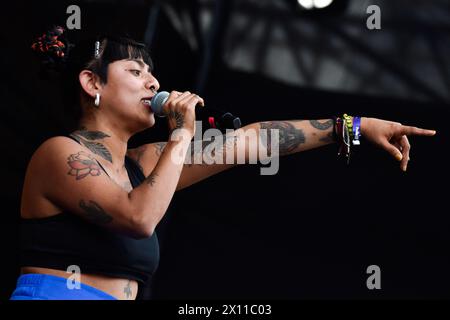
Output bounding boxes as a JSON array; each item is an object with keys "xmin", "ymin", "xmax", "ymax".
[{"xmin": 94, "ymin": 41, "xmax": 100, "ymax": 58}]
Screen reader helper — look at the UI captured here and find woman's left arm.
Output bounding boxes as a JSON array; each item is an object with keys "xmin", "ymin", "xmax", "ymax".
[
  {"xmin": 129, "ymin": 117, "xmax": 436, "ymax": 190},
  {"xmin": 129, "ymin": 119, "xmax": 339, "ymax": 190}
]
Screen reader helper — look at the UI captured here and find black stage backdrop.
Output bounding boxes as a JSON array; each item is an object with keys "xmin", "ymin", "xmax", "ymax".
[{"xmin": 0, "ymin": 0, "xmax": 449, "ymax": 300}]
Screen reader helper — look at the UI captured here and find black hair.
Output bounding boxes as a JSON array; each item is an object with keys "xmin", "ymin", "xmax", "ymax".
[{"xmin": 32, "ymin": 27, "xmax": 153, "ymax": 131}]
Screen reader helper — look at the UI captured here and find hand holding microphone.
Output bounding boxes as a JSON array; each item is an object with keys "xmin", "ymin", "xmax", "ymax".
[
  {"xmin": 150, "ymin": 90, "xmax": 204, "ymax": 138},
  {"xmin": 150, "ymin": 90, "xmax": 242, "ymax": 131}
]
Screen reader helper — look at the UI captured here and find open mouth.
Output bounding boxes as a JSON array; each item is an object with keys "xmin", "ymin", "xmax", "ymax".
[{"xmin": 141, "ymin": 96, "xmax": 153, "ymax": 107}]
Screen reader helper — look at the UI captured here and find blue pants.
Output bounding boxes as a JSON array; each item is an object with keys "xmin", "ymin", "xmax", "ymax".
[{"xmin": 10, "ymin": 274, "xmax": 117, "ymax": 300}]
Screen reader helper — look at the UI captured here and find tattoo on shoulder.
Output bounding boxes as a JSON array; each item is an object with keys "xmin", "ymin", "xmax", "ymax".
[
  {"xmin": 67, "ymin": 151, "xmax": 102, "ymax": 180},
  {"xmin": 309, "ymin": 120, "xmax": 333, "ymax": 130},
  {"xmin": 79, "ymin": 200, "xmax": 113, "ymax": 224},
  {"xmin": 70, "ymin": 130, "xmax": 113, "ymax": 163},
  {"xmin": 259, "ymin": 121, "xmax": 306, "ymax": 156}
]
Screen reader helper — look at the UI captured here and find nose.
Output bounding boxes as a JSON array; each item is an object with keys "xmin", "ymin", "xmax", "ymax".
[{"xmin": 145, "ymin": 74, "xmax": 160, "ymax": 93}]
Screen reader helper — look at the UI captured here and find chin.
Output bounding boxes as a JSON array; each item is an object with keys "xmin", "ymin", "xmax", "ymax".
[{"xmin": 140, "ymin": 113, "xmax": 156, "ymax": 129}]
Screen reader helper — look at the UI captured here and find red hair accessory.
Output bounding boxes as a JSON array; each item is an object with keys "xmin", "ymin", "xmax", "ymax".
[{"xmin": 31, "ymin": 26, "xmax": 67, "ymax": 59}]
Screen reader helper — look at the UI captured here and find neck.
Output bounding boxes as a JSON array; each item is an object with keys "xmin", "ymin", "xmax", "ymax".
[{"xmin": 73, "ymin": 117, "xmax": 131, "ymax": 167}]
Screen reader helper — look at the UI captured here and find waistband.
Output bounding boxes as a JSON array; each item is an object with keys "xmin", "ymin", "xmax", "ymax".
[{"xmin": 11, "ymin": 273, "xmax": 117, "ymax": 300}]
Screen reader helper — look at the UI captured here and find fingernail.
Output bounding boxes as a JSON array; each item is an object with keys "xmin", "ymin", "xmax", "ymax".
[{"xmin": 396, "ymin": 153, "xmax": 403, "ymax": 161}]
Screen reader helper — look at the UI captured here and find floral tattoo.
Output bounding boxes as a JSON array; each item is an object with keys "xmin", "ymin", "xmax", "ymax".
[{"xmin": 67, "ymin": 151, "xmax": 102, "ymax": 180}]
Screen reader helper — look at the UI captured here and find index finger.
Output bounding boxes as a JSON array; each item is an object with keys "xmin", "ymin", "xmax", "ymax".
[
  {"xmin": 399, "ymin": 125, "xmax": 436, "ymax": 137},
  {"xmin": 197, "ymin": 95, "xmax": 205, "ymax": 107}
]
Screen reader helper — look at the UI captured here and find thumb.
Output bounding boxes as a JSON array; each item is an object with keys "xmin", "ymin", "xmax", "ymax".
[{"xmin": 381, "ymin": 141, "xmax": 403, "ymax": 161}]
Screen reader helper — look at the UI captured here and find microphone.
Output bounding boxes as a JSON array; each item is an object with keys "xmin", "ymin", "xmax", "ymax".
[{"xmin": 150, "ymin": 91, "xmax": 242, "ymax": 130}]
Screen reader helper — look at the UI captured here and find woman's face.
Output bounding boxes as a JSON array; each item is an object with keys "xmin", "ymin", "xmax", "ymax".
[{"xmin": 99, "ymin": 58, "xmax": 160, "ymax": 132}]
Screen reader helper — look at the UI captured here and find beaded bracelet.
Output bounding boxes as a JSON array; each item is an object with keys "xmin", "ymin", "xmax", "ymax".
[{"xmin": 343, "ymin": 114, "xmax": 354, "ymax": 141}]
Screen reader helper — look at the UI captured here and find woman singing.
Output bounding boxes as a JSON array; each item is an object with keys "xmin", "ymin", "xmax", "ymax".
[{"xmin": 10, "ymin": 27, "xmax": 436, "ymax": 300}]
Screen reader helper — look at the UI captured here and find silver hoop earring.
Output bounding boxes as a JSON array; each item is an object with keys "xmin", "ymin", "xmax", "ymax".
[{"xmin": 94, "ymin": 93, "xmax": 100, "ymax": 107}]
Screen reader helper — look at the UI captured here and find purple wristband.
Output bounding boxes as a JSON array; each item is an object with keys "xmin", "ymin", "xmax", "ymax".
[{"xmin": 352, "ymin": 116, "xmax": 361, "ymax": 145}]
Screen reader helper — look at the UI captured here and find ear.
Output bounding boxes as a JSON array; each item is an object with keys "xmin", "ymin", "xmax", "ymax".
[{"xmin": 79, "ymin": 70, "xmax": 103, "ymax": 98}]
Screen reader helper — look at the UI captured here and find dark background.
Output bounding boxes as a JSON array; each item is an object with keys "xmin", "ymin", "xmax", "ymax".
[{"xmin": 1, "ymin": 0, "xmax": 449, "ymax": 299}]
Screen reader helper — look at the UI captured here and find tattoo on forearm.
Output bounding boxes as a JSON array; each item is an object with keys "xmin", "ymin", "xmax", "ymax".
[
  {"xmin": 146, "ymin": 172, "xmax": 158, "ymax": 186},
  {"xmin": 187, "ymin": 139, "xmax": 215, "ymax": 166},
  {"xmin": 67, "ymin": 152, "xmax": 102, "ymax": 180},
  {"xmin": 309, "ymin": 120, "xmax": 333, "ymax": 130},
  {"xmin": 168, "ymin": 111, "xmax": 185, "ymax": 130},
  {"xmin": 79, "ymin": 200, "xmax": 113, "ymax": 224},
  {"xmin": 186, "ymin": 134, "xmax": 238, "ymax": 166},
  {"xmin": 70, "ymin": 130, "xmax": 113, "ymax": 163},
  {"xmin": 259, "ymin": 121, "xmax": 306, "ymax": 156},
  {"xmin": 309, "ymin": 120, "xmax": 334, "ymax": 143},
  {"xmin": 124, "ymin": 280, "xmax": 132, "ymax": 299},
  {"xmin": 204, "ymin": 135, "xmax": 237, "ymax": 164}
]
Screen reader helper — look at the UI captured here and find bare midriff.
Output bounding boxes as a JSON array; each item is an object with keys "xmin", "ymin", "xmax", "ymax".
[{"xmin": 21, "ymin": 266, "xmax": 138, "ymax": 300}]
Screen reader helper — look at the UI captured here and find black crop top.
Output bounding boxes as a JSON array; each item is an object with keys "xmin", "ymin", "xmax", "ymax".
[{"xmin": 20, "ymin": 139, "xmax": 160, "ymax": 288}]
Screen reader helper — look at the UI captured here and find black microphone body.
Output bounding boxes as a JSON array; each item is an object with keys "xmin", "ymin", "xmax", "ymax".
[{"xmin": 150, "ymin": 91, "xmax": 242, "ymax": 131}]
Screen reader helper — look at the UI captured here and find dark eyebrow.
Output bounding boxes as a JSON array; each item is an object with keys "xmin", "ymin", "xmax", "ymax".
[{"xmin": 127, "ymin": 59, "xmax": 151, "ymax": 72}]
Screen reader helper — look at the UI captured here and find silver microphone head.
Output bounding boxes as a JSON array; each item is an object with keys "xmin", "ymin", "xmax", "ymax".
[{"xmin": 151, "ymin": 91, "xmax": 170, "ymax": 117}]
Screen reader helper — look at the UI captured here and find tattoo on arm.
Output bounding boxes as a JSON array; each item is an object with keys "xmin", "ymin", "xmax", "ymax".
[
  {"xmin": 186, "ymin": 134, "xmax": 239, "ymax": 166},
  {"xmin": 259, "ymin": 121, "xmax": 306, "ymax": 156},
  {"xmin": 79, "ymin": 200, "xmax": 113, "ymax": 224},
  {"xmin": 168, "ymin": 111, "xmax": 185, "ymax": 130},
  {"xmin": 154, "ymin": 142, "xmax": 167, "ymax": 157},
  {"xmin": 187, "ymin": 139, "xmax": 215, "ymax": 166},
  {"xmin": 70, "ymin": 130, "xmax": 113, "ymax": 163},
  {"xmin": 309, "ymin": 120, "xmax": 335, "ymax": 143},
  {"xmin": 309, "ymin": 120, "xmax": 333, "ymax": 130},
  {"xmin": 67, "ymin": 152, "xmax": 102, "ymax": 180},
  {"xmin": 146, "ymin": 172, "xmax": 158, "ymax": 186}
]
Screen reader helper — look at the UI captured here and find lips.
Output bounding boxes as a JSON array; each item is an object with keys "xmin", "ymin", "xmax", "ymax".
[{"xmin": 141, "ymin": 96, "xmax": 154, "ymax": 112}]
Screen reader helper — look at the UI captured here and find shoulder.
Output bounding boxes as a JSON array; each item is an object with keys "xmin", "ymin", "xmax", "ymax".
[
  {"xmin": 32, "ymin": 136, "xmax": 83, "ymax": 162},
  {"xmin": 21, "ymin": 136, "xmax": 98, "ymax": 215},
  {"xmin": 27, "ymin": 136, "xmax": 96, "ymax": 177}
]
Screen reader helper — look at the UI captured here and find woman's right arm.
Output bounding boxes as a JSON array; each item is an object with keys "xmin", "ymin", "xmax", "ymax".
[
  {"xmin": 40, "ymin": 91, "xmax": 202, "ymax": 239},
  {"xmin": 39, "ymin": 134, "xmax": 191, "ymax": 239}
]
